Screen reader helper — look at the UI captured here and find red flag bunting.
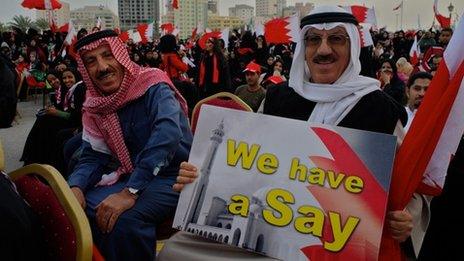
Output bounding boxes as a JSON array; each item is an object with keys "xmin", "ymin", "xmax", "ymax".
[{"xmin": 379, "ymin": 15, "xmax": 464, "ymax": 261}]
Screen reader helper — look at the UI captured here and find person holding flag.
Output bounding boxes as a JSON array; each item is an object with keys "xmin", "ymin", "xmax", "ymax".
[{"xmin": 160, "ymin": 5, "xmax": 419, "ymax": 260}]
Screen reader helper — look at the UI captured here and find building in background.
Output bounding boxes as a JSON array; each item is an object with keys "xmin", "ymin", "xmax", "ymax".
[
  {"xmin": 174, "ymin": 0, "xmax": 208, "ymax": 39},
  {"xmin": 256, "ymin": 0, "xmax": 286, "ymax": 18},
  {"xmin": 71, "ymin": 5, "xmax": 119, "ymax": 30},
  {"xmin": 229, "ymin": 4, "xmax": 254, "ymax": 23},
  {"xmin": 208, "ymin": 15, "xmax": 243, "ymax": 30},
  {"xmin": 161, "ymin": 4, "xmax": 175, "ymax": 25},
  {"xmin": 282, "ymin": 6, "xmax": 296, "ymax": 17},
  {"xmin": 118, "ymin": 0, "xmax": 160, "ymax": 32},
  {"xmin": 276, "ymin": 0, "xmax": 287, "ymax": 17},
  {"xmin": 294, "ymin": 2, "xmax": 314, "ymax": 17},
  {"xmin": 208, "ymin": 0, "xmax": 219, "ymax": 15},
  {"xmin": 282, "ymin": 2, "xmax": 314, "ymax": 18},
  {"xmin": 36, "ymin": 1, "xmax": 70, "ymax": 27}
]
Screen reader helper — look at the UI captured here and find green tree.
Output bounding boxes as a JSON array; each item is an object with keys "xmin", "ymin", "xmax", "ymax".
[
  {"xmin": 0, "ymin": 22, "xmax": 10, "ymax": 33},
  {"xmin": 8, "ymin": 15, "xmax": 37, "ymax": 32},
  {"xmin": 35, "ymin": 18, "xmax": 50, "ymax": 31}
]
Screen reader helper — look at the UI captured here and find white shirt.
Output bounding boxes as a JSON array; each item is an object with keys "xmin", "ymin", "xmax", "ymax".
[{"xmin": 404, "ymin": 106, "xmax": 416, "ymax": 133}]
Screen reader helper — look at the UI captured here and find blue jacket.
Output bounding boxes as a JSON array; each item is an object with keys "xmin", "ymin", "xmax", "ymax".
[{"xmin": 68, "ymin": 83, "xmax": 193, "ymax": 191}]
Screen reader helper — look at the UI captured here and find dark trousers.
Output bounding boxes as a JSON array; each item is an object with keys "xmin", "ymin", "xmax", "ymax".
[
  {"xmin": 0, "ymin": 102, "xmax": 16, "ymax": 128},
  {"xmin": 63, "ymin": 132, "xmax": 82, "ymax": 175},
  {"xmin": 85, "ymin": 175, "xmax": 179, "ymax": 261},
  {"xmin": 0, "ymin": 173, "xmax": 46, "ymax": 261}
]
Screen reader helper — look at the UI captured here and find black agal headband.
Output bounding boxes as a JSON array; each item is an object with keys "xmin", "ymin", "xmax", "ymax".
[
  {"xmin": 74, "ymin": 29, "xmax": 119, "ymax": 51},
  {"xmin": 300, "ymin": 12, "xmax": 359, "ymax": 29}
]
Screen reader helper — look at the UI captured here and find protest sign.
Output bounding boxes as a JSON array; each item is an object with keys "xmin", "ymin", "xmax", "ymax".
[{"xmin": 173, "ymin": 105, "xmax": 396, "ymax": 260}]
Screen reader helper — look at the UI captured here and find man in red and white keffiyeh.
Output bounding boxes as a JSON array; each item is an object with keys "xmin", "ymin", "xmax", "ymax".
[{"xmin": 67, "ymin": 30, "xmax": 193, "ymax": 260}]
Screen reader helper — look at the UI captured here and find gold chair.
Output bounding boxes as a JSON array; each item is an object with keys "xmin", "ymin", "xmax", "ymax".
[
  {"xmin": 8, "ymin": 163, "xmax": 93, "ymax": 261},
  {"xmin": 190, "ymin": 92, "xmax": 253, "ymax": 134}
]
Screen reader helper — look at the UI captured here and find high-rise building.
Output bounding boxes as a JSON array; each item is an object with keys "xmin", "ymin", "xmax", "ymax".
[
  {"xmin": 208, "ymin": 0, "xmax": 219, "ymax": 15},
  {"xmin": 282, "ymin": 6, "xmax": 296, "ymax": 17},
  {"xmin": 282, "ymin": 2, "xmax": 314, "ymax": 18},
  {"xmin": 174, "ymin": 0, "xmax": 208, "ymax": 39},
  {"xmin": 71, "ymin": 5, "xmax": 119, "ymax": 31},
  {"xmin": 295, "ymin": 2, "xmax": 314, "ymax": 17},
  {"xmin": 161, "ymin": 5, "xmax": 175, "ymax": 25},
  {"xmin": 229, "ymin": 4, "xmax": 254, "ymax": 23},
  {"xmin": 36, "ymin": 1, "xmax": 70, "ymax": 27},
  {"xmin": 256, "ymin": 0, "xmax": 286, "ymax": 18},
  {"xmin": 118, "ymin": 0, "xmax": 160, "ymax": 31},
  {"xmin": 276, "ymin": 0, "xmax": 287, "ymax": 17}
]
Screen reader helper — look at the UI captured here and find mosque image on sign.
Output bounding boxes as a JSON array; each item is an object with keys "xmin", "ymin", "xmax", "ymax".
[{"xmin": 178, "ymin": 120, "xmax": 299, "ymax": 258}]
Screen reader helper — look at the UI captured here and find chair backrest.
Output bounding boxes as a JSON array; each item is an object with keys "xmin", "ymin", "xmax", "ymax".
[
  {"xmin": 8, "ymin": 164, "xmax": 93, "ymax": 261},
  {"xmin": 190, "ymin": 92, "xmax": 253, "ymax": 134}
]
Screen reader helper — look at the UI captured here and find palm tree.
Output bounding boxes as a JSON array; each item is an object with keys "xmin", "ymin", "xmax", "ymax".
[
  {"xmin": 8, "ymin": 15, "xmax": 37, "ymax": 32},
  {"xmin": 0, "ymin": 22, "xmax": 10, "ymax": 33},
  {"xmin": 35, "ymin": 18, "xmax": 50, "ymax": 31}
]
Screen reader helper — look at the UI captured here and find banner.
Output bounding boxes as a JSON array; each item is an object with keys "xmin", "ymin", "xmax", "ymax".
[{"xmin": 173, "ymin": 105, "xmax": 397, "ymax": 260}]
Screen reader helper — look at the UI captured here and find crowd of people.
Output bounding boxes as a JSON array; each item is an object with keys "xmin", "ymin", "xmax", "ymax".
[{"xmin": 0, "ymin": 4, "xmax": 461, "ymax": 261}]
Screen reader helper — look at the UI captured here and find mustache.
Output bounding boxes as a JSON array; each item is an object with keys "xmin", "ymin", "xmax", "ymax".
[
  {"xmin": 313, "ymin": 55, "xmax": 337, "ymax": 63},
  {"xmin": 96, "ymin": 68, "xmax": 115, "ymax": 80}
]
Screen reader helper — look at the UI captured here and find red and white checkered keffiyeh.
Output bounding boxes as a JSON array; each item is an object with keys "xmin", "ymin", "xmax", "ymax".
[{"xmin": 76, "ymin": 35, "xmax": 188, "ymax": 186}]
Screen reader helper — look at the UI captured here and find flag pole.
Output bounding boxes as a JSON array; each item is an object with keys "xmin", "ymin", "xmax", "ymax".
[
  {"xmin": 400, "ymin": 1, "xmax": 404, "ymax": 29},
  {"xmin": 418, "ymin": 14, "xmax": 421, "ymax": 29}
]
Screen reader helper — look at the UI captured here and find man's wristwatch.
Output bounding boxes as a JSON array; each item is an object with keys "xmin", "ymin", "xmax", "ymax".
[{"xmin": 127, "ymin": 187, "xmax": 139, "ymax": 198}]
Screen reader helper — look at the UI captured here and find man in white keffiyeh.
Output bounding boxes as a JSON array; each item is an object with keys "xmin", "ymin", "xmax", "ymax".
[
  {"xmin": 289, "ymin": 5, "xmax": 381, "ymax": 125},
  {"xmin": 160, "ymin": 5, "xmax": 419, "ymax": 261}
]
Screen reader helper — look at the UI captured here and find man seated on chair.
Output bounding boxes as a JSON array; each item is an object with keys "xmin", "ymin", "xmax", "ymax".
[
  {"xmin": 68, "ymin": 30, "xmax": 192, "ymax": 261},
  {"xmin": 159, "ymin": 5, "xmax": 420, "ymax": 260}
]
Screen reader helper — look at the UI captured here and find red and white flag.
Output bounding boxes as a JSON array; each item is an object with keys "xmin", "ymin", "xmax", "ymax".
[
  {"xmin": 359, "ymin": 24, "xmax": 374, "ymax": 47},
  {"xmin": 433, "ymin": 0, "xmax": 451, "ymax": 28},
  {"xmin": 119, "ymin": 29, "xmax": 142, "ymax": 43},
  {"xmin": 341, "ymin": 5, "xmax": 377, "ymax": 25},
  {"xmin": 379, "ymin": 14, "xmax": 464, "ymax": 261},
  {"xmin": 392, "ymin": 1, "xmax": 403, "ymax": 11},
  {"xmin": 191, "ymin": 22, "xmax": 206, "ymax": 40},
  {"xmin": 409, "ymin": 35, "xmax": 420, "ymax": 65},
  {"xmin": 61, "ymin": 21, "xmax": 77, "ymax": 57},
  {"xmin": 63, "ymin": 21, "xmax": 76, "ymax": 46},
  {"xmin": 58, "ymin": 23, "xmax": 68, "ymax": 33},
  {"xmin": 137, "ymin": 22, "xmax": 154, "ymax": 43},
  {"xmin": 160, "ymin": 22, "xmax": 175, "ymax": 35},
  {"xmin": 264, "ymin": 14, "xmax": 300, "ymax": 44}
]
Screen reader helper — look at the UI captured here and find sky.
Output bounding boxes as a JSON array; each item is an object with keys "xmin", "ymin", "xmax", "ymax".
[{"xmin": 2, "ymin": 0, "xmax": 463, "ymax": 31}]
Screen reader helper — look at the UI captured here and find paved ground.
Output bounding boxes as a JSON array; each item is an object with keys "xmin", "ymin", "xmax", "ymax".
[{"xmin": 0, "ymin": 100, "xmax": 42, "ymax": 172}]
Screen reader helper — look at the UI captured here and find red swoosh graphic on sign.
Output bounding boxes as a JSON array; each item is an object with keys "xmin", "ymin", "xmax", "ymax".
[{"xmin": 301, "ymin": 127, "xmax": 387, "ymax": 260}]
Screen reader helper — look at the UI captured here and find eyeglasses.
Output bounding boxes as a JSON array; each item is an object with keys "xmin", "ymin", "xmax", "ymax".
[{"xmin": 304, "ymin": 34, "xmax": 350, "ymax": 47}]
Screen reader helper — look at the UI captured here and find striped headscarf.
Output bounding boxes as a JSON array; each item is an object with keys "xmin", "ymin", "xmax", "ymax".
[{"xmin": 76, "ymin": 33, "xmax": 188, "ymax": 186}]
